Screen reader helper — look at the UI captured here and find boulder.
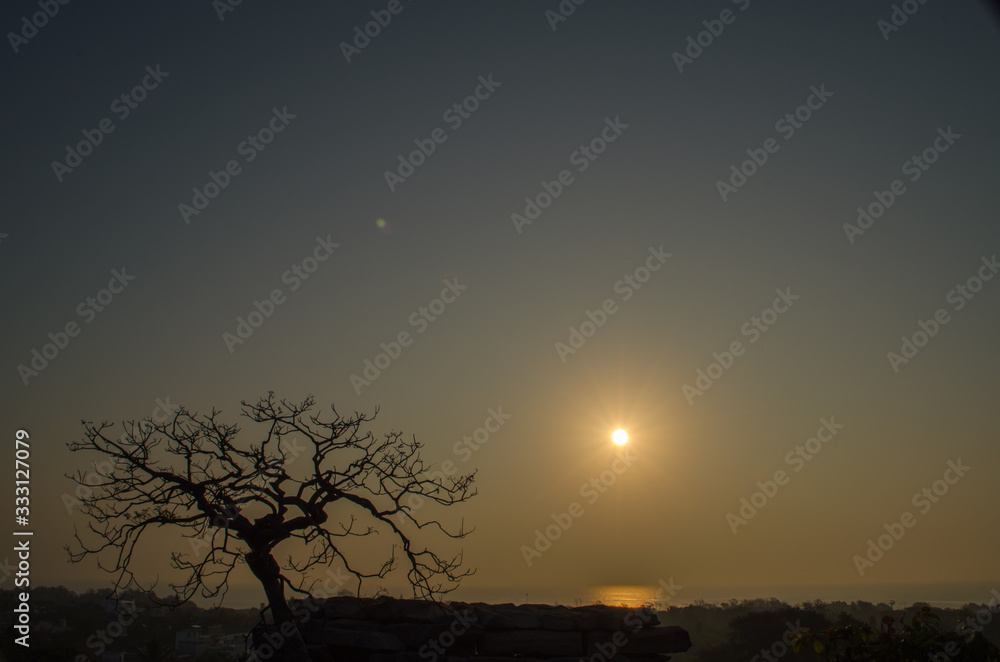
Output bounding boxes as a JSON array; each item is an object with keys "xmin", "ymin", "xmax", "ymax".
[
  {"xmin": 286, "ymin": 596, "xmax": 689, "ymax": 662},
  {"xmin": 369, "ymin": 598, "xmax": 455, "ymax": 624},
  {"xmin": 476, "ymin": 603, "xmax": 542, "ymax": 630},
  {"xmin": 316, "ymin": 627, "xmax": 406, "ymax": 651},
  {"xmin": 478, "ymin": 630, "xmax": 583, "ymax": 656},
  {"xmin": 369, "ymin": 654, "xmax": 425, "ymax": 662},
  {"xmin": 622, "ymin": 627, "xmax": 692, "ymax": 655},
  {"xmin": 322, "ymin": 596, "xmax": 375, "ymax": 620}
]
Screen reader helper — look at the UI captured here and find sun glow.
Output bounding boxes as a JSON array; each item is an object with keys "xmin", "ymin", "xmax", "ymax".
[{"xmin": 612, "ymin": 429, "xmax": 629, "ymax": 446}]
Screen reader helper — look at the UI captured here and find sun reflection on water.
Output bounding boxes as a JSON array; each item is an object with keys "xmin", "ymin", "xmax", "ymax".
[{"xmin": 587, "ymin": 585, "xmax": 660, "ymax": 608}]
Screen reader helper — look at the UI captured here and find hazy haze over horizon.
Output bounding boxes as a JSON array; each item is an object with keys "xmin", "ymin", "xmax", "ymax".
[{"xmin": 2, "ymin": 0, "xmax": 999, "ymax": 610}]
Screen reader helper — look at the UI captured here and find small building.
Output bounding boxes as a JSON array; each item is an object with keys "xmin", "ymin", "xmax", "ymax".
[{"xmin": 216, "ymin": 632, "xmax": 248, "ymax": 657}]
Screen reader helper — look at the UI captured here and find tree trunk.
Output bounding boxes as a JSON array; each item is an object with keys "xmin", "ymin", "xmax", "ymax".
[{"xmin": 247, "ymin": 548, "xmax": 313, "ymax": 662}]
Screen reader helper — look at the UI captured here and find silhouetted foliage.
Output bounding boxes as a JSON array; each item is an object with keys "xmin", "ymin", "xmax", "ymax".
[
  {"xmin": 695, "ymin": 604, "xmax": 831, "ymax": 662},
  {"xmin": 0, "ymin": 586, "xmax": 257, "ymax": 661},
  {"xmin": 795, "ymin": 606, "xmax": 1000, "ymax": 661}
]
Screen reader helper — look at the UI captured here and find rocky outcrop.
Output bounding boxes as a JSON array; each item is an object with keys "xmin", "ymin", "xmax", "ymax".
[{"xmin": 249, "ymin": 597, "xmax": 692, "ymax": 662}]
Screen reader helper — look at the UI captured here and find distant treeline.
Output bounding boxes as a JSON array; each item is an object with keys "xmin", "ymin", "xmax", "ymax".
[
  {"xmin": 0, "ymin": 585, "xmax": 258, "ymax": 661},
  {"xmin": 660, "ymin": 597, "xmax": 1000, "ymax": 661}
]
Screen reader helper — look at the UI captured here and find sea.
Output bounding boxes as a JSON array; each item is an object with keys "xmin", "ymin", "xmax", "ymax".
[
  {"xmin": 445, "ymin": 582, "xmax": 1000, "ymax": 610},
  {"xmin": 113, "ymin": 580, "xmax": 998, "ymax": 611}
]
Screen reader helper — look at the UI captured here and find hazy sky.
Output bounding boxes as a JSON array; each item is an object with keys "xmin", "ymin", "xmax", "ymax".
[{"xmin": 2, "ymin": 1, "xmax": 999, "ymax": 607}]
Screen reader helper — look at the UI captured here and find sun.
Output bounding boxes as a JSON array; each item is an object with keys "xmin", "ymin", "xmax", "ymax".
[{"xmin": 612, "ymin": 429, "xmax": 629, "ymax": 446}]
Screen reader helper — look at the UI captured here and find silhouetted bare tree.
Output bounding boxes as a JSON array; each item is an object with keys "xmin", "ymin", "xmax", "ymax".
[{"xmin": 66, "ymin": 392, "xmax": 476, "ymax": 660}]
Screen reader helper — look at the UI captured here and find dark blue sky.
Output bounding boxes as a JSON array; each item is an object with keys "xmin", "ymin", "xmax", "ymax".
[{"xmin": 2, "ymin": 0, "xmax": 999, "ymax": 603}]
